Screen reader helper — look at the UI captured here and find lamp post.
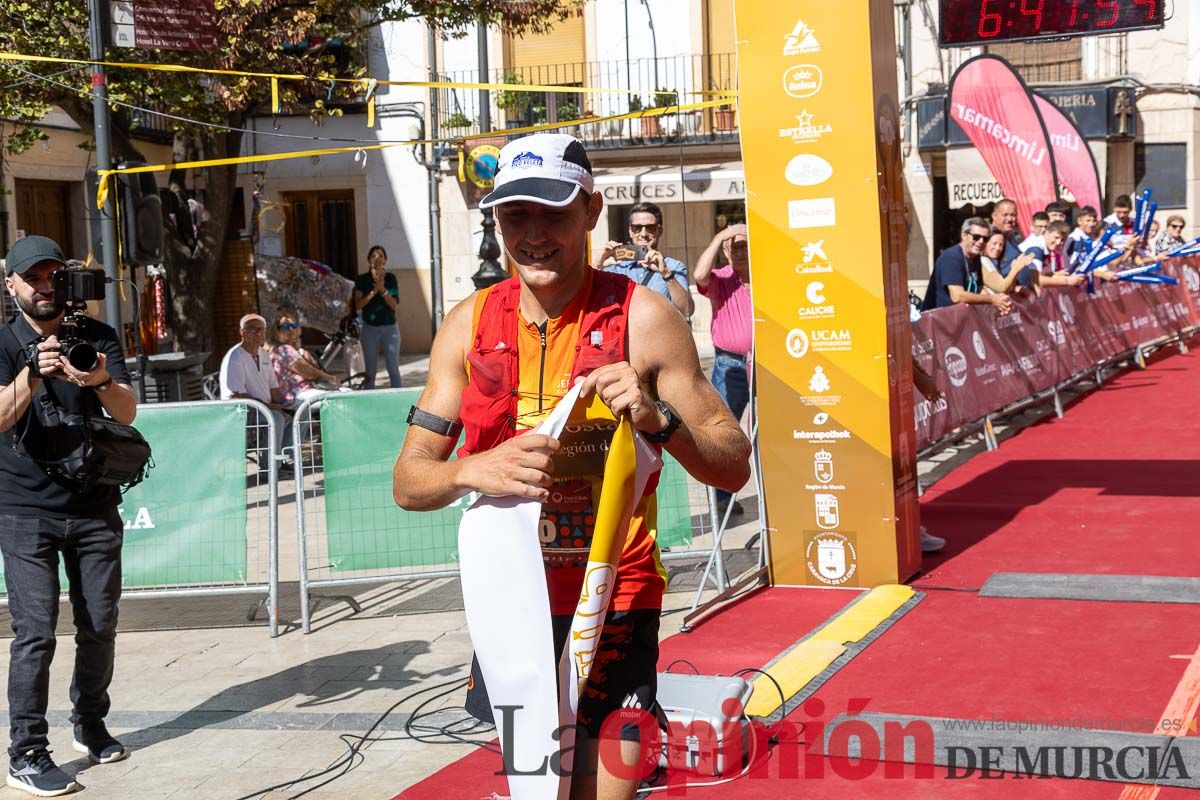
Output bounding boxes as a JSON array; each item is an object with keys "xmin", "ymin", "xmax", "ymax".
[{"xmin": 471, "ymin": 19, "xmax": 507, "ymax": 290}]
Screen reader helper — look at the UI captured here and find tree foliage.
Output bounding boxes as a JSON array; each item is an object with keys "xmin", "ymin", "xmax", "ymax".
[{"xmin": 0, "ymin": 0, "xmax": 576, "ymax": 355}]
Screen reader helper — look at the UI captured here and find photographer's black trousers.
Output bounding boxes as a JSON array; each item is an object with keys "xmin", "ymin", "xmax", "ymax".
[{"xmin": 0, "ymin": 513, "xmax": 122, "ymax": 758}]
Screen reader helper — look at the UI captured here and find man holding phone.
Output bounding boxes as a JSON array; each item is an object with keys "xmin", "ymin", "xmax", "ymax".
[{"xmin": 600, "ymin": 202, "xmax": 693, "ymax": 317}]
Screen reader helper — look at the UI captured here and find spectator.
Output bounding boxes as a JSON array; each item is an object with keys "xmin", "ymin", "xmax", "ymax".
[
  {"xmin": 694, "ymin": 223, "xmax": 752, "ymax": 517},
  {"xmin": 1019, "ymin": 220, "xmax": 1084, "ymax": 290},
  {"xmin": 268, "ymin": 312, "xmax": 336, "ymax": 412},
  {"xmin": 989, "ymin": 198, "xmax": 1033, "ymax": 289},
  {"xmin": 921, "ymin": 218, "xmax": 1013, "ymax": 314},
  {"xmin": 1045, "ymin": 202, "xmax": 1070, "ymax": 224},
  {"xmin": 1104, "ymin": 194, "xmax": 1136, "ymax": 250},
  {"xmin": 219, "ymin": 314, "xmax": 292, "ymax": 471},
  {"xmin": 1066, "ymin": 205, "xmax": 1100, "ymax": 269},
  {"xmin": 1156, "ymin": 215, "xmax": 1187, "ymax": 254},
  {"xmin": 354, "ymin": 245, "xmax": 402, "ymax": 389},
  {"xmin": 981, "ymin": 228, "xmax": 1034, "ymax": 294},
  {"xmin": 1031, "ymin": 211, "xmax": 1050, "ymax": 237},
  {"xmin": 600, "ymin": 202, "xmax": 693, "ymax": 317}
]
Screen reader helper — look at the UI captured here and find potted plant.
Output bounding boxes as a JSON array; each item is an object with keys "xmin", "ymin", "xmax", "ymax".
[
  {"xmin": 496, "ymin": 72, "xmax": 531, "ymax": 126},
  {"xmin": 555, "ymin": 98, "xmax": 581, "ymax": 135},
  {"xmin": 712, "ymin": 81, "xmax": 736, "ymax": 131},
  {"xmin": 642, "ymin": 88, "xmax": 677, "ymax": 138},
  {"xmin": 444, "ymin": 111, "xmax": 473, "ymax": 135}
]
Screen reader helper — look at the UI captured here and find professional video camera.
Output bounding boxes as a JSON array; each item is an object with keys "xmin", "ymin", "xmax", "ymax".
[{"xmin": 24, "ymin": 267, "xmax": 107, "ymax": 376}]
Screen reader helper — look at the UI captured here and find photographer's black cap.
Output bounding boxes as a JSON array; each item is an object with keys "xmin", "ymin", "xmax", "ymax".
[{"xmin": 4, "ymin": 235, "xmax": 68, "ymax": 277}]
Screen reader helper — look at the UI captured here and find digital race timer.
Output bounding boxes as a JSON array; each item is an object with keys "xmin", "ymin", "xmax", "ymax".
[{"xmin": 939, "ymin": 0, "xmax": 1165, "ymax": 47}]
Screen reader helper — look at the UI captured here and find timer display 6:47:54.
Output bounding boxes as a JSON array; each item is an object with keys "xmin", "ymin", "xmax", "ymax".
[{"xmin": 939, "ymin": 0, "xmax": 1163, "ymax": 47}]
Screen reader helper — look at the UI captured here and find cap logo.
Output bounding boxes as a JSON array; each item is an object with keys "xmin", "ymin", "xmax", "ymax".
[{"xmin": 511, "ymin": 151, "xmax": 544, "ymax": 169}]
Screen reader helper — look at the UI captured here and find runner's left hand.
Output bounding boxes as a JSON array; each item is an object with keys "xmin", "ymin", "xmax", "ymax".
[{"xmin": 579, "ymin": 362, "xmax": 666, "ymax": 434}]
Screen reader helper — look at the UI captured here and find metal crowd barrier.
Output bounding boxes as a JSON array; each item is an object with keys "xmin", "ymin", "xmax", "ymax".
[
  {"xmin": 0, "ymin": 398, "xmax": 280, "ymax": 637},
  {"xmin": 291, "ymin": 388, "xmax": 763, "ymax": 633}
]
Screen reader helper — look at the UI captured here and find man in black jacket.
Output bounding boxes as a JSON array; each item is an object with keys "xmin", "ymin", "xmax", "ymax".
[{"xmin": 0, "ymin": 236, "xmax": 137, "ymax": 796}]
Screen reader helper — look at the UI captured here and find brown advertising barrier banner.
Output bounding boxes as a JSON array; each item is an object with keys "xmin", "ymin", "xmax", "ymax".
[
  {"xmin": 913, "ymin": 259, "xmax": 1200, "ymax": 449},
  {"xmin": 735, "ymin": 0, "xmax": 921, "ymax": 589}
]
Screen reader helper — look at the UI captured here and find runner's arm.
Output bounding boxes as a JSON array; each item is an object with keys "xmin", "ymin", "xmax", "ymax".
[{"xmin": 631, "ymin": 288, "xmax": 751, "ymax": 492}]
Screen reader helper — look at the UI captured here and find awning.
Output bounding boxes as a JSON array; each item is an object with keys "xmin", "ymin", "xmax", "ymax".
[{"xmin": 591, "ymin": 163, "xmax": 745, "ymax": 204}]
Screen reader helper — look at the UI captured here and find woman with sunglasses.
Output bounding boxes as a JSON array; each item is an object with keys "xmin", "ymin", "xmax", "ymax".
[
  {"xmin": 268, "ymin": 313, "xmax": 337, "ymax": 411},
  {"xmin": 1154, "ymin": 215, "xmax": 1187, "ymax": 255}
]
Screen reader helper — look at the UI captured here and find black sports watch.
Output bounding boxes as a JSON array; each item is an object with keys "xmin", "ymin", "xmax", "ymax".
[{"xmin": 644, "ymin": 400, "xmax": 681, "ymax": 444}]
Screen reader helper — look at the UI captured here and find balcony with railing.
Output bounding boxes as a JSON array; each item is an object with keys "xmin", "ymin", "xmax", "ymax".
[
  {"xmin": 434, "ymin": 53, "xmax": 738, "ymax": 148},
  {"xmin": 943, "ymin": 34, "xmax": 1128, "ymax": 85}
]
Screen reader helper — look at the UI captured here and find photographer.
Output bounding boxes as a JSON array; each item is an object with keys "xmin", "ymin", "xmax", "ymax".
[
  {"xmin": 0, "ymin": 236, "xmax": 135, "ymax": 796},
  {"xmin": 600, "ymin": 202, "xmax": 694, "ymax": 317}
]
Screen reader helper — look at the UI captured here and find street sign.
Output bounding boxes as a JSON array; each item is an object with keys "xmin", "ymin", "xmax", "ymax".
[{"xmin": 110, "ymin": 0, "xmax": 220, "ymax": 52}]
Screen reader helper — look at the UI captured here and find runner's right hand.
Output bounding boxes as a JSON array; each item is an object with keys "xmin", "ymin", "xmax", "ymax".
[{"xmin": 459, "ymin": 434, "xmax": 560, "ymax": 500}]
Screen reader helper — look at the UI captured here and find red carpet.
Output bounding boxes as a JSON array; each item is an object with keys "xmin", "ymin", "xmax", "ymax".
[
  {"xmin": 917, "ymin": 348, "xmax": 1200, "ymax": 589},
  {"xmin": 395, "ymin": 351, "xmax": 1200, "ymax": 799}
]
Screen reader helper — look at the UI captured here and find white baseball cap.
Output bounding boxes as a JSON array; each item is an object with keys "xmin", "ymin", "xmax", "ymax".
[{"xmin": 479, "ymin": 133, "xmax": 595, "ymax": 209}]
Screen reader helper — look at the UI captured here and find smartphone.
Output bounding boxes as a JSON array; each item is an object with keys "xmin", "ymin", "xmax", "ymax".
[{"xmin": 613, "ymin": 244, "xmax": 648, "ymax": 262}]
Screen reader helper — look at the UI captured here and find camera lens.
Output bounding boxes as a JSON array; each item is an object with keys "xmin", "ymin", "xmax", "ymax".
[{"xmin": 64, "ymin": 341, "xmax": 99, "ymax": 373}]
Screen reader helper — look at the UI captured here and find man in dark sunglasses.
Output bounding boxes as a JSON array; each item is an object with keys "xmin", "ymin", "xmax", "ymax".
[
  {"xmin": 921, "ymin": 217, "xmax": 1014, "ymax": 314},
  {"xmin": 600, "ymin": 202, "xmax": 693, "ymax": 317}
]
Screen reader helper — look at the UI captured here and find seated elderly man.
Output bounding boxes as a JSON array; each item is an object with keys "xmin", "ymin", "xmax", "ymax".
[{"xmin": 219, "ymin": 313, "xmax": 293, "ymax": 473}]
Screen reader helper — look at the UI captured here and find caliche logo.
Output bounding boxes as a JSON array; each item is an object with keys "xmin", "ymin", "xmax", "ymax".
[
  {"xmin": 799, "ymin": 281, "xmax": 835, "ymax": 319},
  {"xmin": 944, "ymin": 346, "xmax": 968, "ymax": 387},
  {"xmin": 1047, "ymin": 320, "xmax": 1067, "ymax": 346},
  {"xmin": 814, "ymin": 449, "xmax": 834, "ymax": 483},
  {"xmin": 783, "ymin": 19, "xmax": 820, "ymax": 55},
  {"xmin": 972, "ymin": 330, "xmax": 987, "ymax": 360},
  {"xmin": 510, "ymin": 151, "xmax": 544, "ymax": 169},
  {"xmin": 778, "ymin": 109, "xmax": 833, "ymax": 144},
  {"xmin": 788, "ymin": 198, "xmax": 836, "ymax": 229},
  {"xmin": 785, "ymin": 154, "xmax": 833, "ymax": 187},
  {"xmin": 783, "ymin": 65, "xmax": 823, "ymax": 99},
  {"xmin": 1058, "ymin": 294, "xmax": 1076, "ymax": 324},
  {"xmin": 785, "ymin": 328, "xmax": 809, "ymax": 358},
  {"xmin": 814, "ymin": 493, "xmax": 840, "ymax": 529},
  {"xmin": 806, "ymin": 532, "xmax": 858, "ymax": 585}
]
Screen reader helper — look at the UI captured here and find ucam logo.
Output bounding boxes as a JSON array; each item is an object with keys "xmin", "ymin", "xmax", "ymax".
[
  {"xmin": 785, "ymin": 328, "xmax": 809, "ymax": 358},
  {"xmin": 783, "ymin": 18, "xmax": 820, "ymax": 55},
  {"xmin": 944, "ymin": 346, "xmax": 968, "ymax": 387},
  {"xmin": 783, "ymin": 64, "xmax": 823, "ymax": 99},
  {"xmin": 1047, "ymin": 320, "xmax": 1067, "ymax": 346},
  {"xmin": 972, "ymin": 330, "xmax": 987, "ymax": 360},
  {"xmin": 785, "ymin": 154, "xmax": 833, "ymax": 187},
  {"xmin": 788, "ymin": 198, "xmax": 836, "ymax": 229}
]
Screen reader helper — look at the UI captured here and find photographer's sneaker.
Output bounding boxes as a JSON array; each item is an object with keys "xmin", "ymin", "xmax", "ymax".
[
  {"xmin": 7, "ymin": 749, "xmax": 76, "ymax": 796},
  {"xmin": 71, "ymin": 723, "xmax": 126, "ymax": 764}
]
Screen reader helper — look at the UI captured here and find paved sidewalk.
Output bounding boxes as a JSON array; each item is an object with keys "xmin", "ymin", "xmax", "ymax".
[{"xmin": 0, "ymin": 575, "xmax": 722, "ymax": 800}]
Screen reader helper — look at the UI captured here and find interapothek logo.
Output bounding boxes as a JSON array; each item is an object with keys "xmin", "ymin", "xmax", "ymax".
[
  {"xmin": 779, "ymin": 110, "xmax": 832, "ymax": 145},
  {"xmin": 783, "ymin": 64, "xmax": 823, "ymax": 99},
  {"xmin": 785, "ymin": 154, "xmax": 834, "ymax": 187}
]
